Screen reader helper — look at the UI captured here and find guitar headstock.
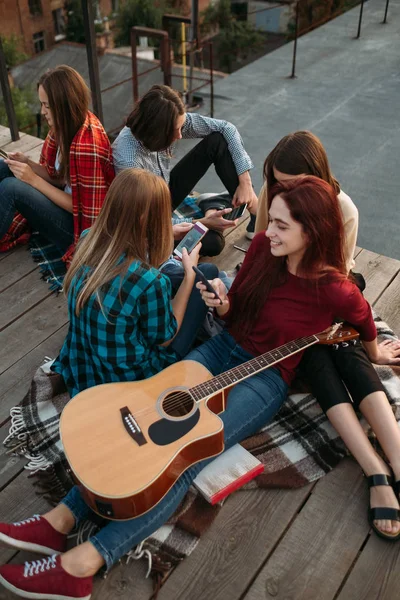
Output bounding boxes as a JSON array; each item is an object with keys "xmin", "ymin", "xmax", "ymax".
[{"xmin": 316, "ymin": 323, "xmax": 359, "ymax": 345}]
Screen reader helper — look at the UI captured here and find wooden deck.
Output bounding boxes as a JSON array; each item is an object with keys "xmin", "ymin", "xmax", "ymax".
[{"xmin": 1, "ymin": 127, "xmax": 400, "ymax": 599}]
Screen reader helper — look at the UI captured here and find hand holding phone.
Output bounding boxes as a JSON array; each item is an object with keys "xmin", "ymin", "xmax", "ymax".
[
  {"xmin": 192, "ymin": 266, "xmax": 223, "ymax": 305},
  {"xmin": 174, "ymin": 222, "xmax": 208, "ymax": 258},
  {"xmin": 223, "ymin": 203, "xmax": 248, "ymax": 221}
]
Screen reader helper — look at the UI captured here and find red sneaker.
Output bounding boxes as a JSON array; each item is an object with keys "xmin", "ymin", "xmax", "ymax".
[
  {"xmin": 0, "ymin": 515, "xmax": 67, "ymax": 555},
  {"xmin": 0, "ymin": 555, "xmax": 92, "ymax": 599}
]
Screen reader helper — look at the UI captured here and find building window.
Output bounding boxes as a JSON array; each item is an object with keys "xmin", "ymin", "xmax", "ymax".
[
  {"xmin": 29, "ymin": 0, "xmax": 43, "ymax": 16},
  {"xmin": 112, "ymin": 0, "xmax": 119, "ymax": 12},
  {"xmin": 33, "ymin": 31, "xmax": 46, "ymax": 54},
  {"xmin": 52, "ymin": 8, "xmax": 66, "ymax": 39}
]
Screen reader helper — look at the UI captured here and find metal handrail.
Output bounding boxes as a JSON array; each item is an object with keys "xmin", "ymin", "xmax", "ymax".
[
  {"xmin": 130, "ymin": 26, "xmax": 171, "ymax": 103},
  {"xmin": 357, "ymin": 0, "xmax": 391, "ymax": 38},
  {"xmin": 0, "ymin": 0, "xmax": 395, "ymax": 139},
  {"xmin": 0, "ymin": 37, "xmax": 19, "ymax": 141}
]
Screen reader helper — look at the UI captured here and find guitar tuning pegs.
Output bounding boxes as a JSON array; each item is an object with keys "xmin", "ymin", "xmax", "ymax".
[
  {"xmin": 332, "ymin": 344, "xmax": 339, "ymax": 350},
  {"xmin": 341, "ymin": 342, "xmax": 349, "ymax": 347},
  {"xmin": 351, "ymin": 339, "xmax": 357, "ymax": 345}
]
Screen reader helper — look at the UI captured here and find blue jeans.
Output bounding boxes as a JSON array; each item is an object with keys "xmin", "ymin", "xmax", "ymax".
[
  {"xmin": 61, "ymin": 330, "xmax": 288, "ymax": 569},
  {"xmin": 0, "ymin": 160, "xmax": 74, "ymax": 253},
  {"xmin": 161, "ymin": 261, "xmax": 219, "ymax": 358}
]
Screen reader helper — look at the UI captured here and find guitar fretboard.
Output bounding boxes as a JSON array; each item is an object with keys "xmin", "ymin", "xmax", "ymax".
[{"xmin": 189, "ymin": 334, "xmax": 318, "ymax": 402}]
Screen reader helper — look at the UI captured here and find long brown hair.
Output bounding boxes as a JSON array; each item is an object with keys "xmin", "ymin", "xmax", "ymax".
[
  {"xmin": 126, "ymin": 84, "xmax": 184, "ymax": 151},
  {"xmin": 235, "ymin": 176, "xmax": 347, "ymax": 337},
  {"xmin": 38, "ymin": 65, "xmax": 90, "ymax": 183},
  {"xmin": 263, "ymin": 131, "xmax": 340, "ymax": 194},
  {"xmin": 64, "ymin": 169, "xmax": 174, "ymax": 316}
]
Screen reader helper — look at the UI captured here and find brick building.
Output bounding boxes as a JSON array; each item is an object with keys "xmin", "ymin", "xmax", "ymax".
[{"xmin": 0, "ymin": 0, "xmax": 114, "ymax": 58}]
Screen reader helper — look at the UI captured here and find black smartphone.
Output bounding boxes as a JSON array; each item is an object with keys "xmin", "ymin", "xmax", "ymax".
[
  {"xmin": 192, "ymin": 266, "xmax": 223, "ymax": 305},
  {"xmin": 0, "ymin": 148, "xmax": 8, "ymax": 160},
  {"xmin": 223, "ymin": 203, "xmax": 248, "ymax": 221}
]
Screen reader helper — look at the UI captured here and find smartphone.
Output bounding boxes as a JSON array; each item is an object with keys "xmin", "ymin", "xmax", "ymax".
[
  {"xmin": 173, "ymin": 222, "xmax": 208, "ymax": 259},
  {"xmin": 192, "ymin": 266, "xmax": 223, "ymax": 305},
  {"xmin": 0, "ymin": 148, "xmax": 8, "ymax": 160},
  {"xmin": 223, "ymin": 203, "xmax": 248, "ymax": 221}
]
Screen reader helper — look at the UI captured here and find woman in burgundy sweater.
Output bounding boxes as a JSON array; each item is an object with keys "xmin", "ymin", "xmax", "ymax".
[{"xmin": 195, "ymin": 176, "xmax": 400, "ymax": 542}]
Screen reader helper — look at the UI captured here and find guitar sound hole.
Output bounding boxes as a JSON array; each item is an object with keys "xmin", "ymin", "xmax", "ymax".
[{"xmin": 162, "ymin": 391, "xmax": 194, "ymax": 417}]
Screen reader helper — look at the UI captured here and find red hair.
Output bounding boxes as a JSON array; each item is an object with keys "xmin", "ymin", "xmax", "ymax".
[{"xmin": 235, "ymin": 176, "xmax": 347, "ymax": 337}]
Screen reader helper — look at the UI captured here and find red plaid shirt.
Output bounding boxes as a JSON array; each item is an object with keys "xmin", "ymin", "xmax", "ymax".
[{"xmin": 0, "ymin": 112, "xmax": 115, "ymax": 264}]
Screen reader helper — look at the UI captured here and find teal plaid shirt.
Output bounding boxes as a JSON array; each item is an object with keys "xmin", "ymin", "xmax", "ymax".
[{"xmin": 53, "ymin": 260, "xmax": 178, "ymax": 398}]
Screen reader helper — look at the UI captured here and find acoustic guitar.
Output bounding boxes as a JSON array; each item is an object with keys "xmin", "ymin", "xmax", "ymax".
[{"xmin": 60, "ymin": 323, "xmax": 358, "ymax": 520}]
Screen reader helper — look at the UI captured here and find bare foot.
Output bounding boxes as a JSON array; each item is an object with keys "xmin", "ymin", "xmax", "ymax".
[
  {"xmin": 42, "ymin": 505, "xmax": 76, "ymax": 535},
  {"xmin": 61, "ymin": 542, "xmax": 105, "ymax": 578}
]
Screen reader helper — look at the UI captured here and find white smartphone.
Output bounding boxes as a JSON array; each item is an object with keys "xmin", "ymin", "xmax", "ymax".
[
  {"xmin": 0, "ymin": 148, "xmax": 8, "ymax": 160},
  {"xmin": 173, "ymin": 222, "xmax": 208, "ymax": 259}
]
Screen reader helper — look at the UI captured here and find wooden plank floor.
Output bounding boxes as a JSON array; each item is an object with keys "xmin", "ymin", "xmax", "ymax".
[{"xmin": 1, "ymin": 128, "xmax": 400, "ymax": 599}]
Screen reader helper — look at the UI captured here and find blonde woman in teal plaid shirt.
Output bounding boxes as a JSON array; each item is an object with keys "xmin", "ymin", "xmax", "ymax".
[{"xmin": 52, "ymin": 168, "xmax": 216, "ymax": 398}]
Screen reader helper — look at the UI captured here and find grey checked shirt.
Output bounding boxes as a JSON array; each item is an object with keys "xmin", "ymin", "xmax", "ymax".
[{"xmin": 112, "ymin": 112, "xmax": 254, "ymax": 183}]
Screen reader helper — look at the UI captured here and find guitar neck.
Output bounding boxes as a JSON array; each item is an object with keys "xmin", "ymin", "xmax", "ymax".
[{"xmin": 190, "ymin": 334, "xmax": 319, "ymax": 402}]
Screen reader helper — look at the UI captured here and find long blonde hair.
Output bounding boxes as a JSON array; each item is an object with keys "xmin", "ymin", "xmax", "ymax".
[{"xmin": 64, "ymin": 168, "xmax": 174, "ymax": 315}]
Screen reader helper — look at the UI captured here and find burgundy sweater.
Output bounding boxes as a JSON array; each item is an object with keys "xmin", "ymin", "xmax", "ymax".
[{"xmin": 224, "ymin": 233, "xmax": 376, "ymax": 385}]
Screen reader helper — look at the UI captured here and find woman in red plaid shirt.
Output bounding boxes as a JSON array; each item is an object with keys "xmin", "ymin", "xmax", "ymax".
[{"xmin": 0, "ymin": 65, "xmax": 115, "ymax": 265}]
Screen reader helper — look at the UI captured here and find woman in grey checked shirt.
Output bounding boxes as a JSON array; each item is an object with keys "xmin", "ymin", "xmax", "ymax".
[{"xmin": 112, "ymin": 84, "xmax": 259, "ymax": 256}]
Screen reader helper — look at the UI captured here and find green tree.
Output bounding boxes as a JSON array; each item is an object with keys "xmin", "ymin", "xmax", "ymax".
[
  {"xmin": 0, "ymin": 35, "xmax": 28, "ymax": 67},
  {"xmin": 201, "ymin": 0, "xmax": 232, "ymax": 34},
  {"xmin": 201, "ymin": 0, "xmax": 264, "ymax": 74},
  {"xmin": 0, "ymin": 86, "xmax": 44, "ymax": 137},
  {"xmin": 64, "ymin": 0, "xmax": 104, "ymax": 43},
  {"xmin": 114, "ymin": 0, "xmax": 166, "ymax": 46},
  {"xmin": 64, "ymin": 0, "xmax": 86, "ymax": 43},
  {"xmin": 218, "ymin": 20, "xmax": 264, "ymax": 73}
]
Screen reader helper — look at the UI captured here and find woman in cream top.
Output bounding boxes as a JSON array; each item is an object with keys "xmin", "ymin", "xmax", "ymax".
[
  {"xmin": 255, "ymin": 131, "xmax": 358, "ymax": 273},
  {"xmin": 253, "ymin": 132, "xmax": 400, "ymax": 540}
]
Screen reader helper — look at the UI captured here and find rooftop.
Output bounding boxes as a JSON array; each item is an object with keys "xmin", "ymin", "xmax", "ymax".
[
  {"xmin": 175, "ymin": 0, "xmax": 400, "ymax": 260},
  {"xmin": 1, "ymin": 2, "xmax": 400, "ymax": 598}
]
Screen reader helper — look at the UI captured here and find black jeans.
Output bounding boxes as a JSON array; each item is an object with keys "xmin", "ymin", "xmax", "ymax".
[{"xmin": 169, "ymin": 132, "xmax": 240, "ymax": 257}]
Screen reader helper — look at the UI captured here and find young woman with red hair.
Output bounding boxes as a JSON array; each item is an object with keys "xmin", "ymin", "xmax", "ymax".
[
  {"xmin": 196, "ymin": 176, "xmax": 400, "ymax": 542},
  {"xmin": 252, "ymin": 132, "xmax": 400, "ymax": 541},
  {"xmin": 0, "ymin": 178, "xmax": 399, "ymax": 600}
]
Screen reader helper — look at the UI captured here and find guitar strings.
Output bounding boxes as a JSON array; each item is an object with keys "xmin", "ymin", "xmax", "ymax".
[
  {"xmin": 121, "ymin": 334, "xmax": 352, "ymax": 418},
  {"xmin": 155, "ymin": 337, "xmax": 322, "ymax": 413},
  {"xmin": 130, "ymin": 337, "xmax": 322, "ymax": 416}
]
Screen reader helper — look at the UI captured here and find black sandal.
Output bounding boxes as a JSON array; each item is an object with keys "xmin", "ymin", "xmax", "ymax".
[
  {"xmin": 367, "ymin": 474, "xmax": 400, "ymax": 542},
  {"xmin": 393, "ymin": 479, "xmax": 400, "ymax": 499}
]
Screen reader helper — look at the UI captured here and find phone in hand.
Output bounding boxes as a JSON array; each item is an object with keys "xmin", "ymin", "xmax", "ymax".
[
  {"xmin": 173, "ymin": 222, "xmax": 208, "ymax": 259},
  {"xmin": 223, "ymin": 203, "xmax": 248, "ymax": 221},
  {"xmin": 192, "ymin": 265, "xmax": 223, "ymax": 305},
  {"xmin": 0, "ymin": 148, "xmax": 8, "ymax": 160}
]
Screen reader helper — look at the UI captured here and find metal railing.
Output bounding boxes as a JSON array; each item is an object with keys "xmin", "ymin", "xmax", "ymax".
[
  {"xmin": 161, "ymin": 14, "xmax": 215, "ymax": 115},
  {"xmin": 0, "ymin": 37, "xmax": 19, "ymax": 141},
  {"xmin": 0, "ymin": 0, "xmax": 395, "ymax": 139},
  {"xmin": 289, "ymin": 0, "xmax": 392, "ymax": 77},
  {"xmin": 130, "ymin": 26, "xmax": 172, "ymax": 103},
  {"xmin": 357, "ymin": 0, "xmax": 391, "ymax": 38}
]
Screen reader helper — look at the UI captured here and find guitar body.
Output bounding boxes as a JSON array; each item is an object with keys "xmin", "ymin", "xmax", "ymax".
[
  {"xmin": 60, "ymin": 360, "xmax": 225, "ymax": 520},
  {"xmin": 60, "ymin": 324, "xmax": 359, "ymax": 521}
]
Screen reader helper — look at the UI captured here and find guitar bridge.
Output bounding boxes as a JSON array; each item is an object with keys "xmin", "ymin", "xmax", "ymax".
[{"xmin": 120, "ymin": 407, "xmax": 147, "ymax": 446}]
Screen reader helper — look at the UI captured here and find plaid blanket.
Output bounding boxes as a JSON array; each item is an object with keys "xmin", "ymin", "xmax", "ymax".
[{"xmin": 4, "ymin": 315, "xmax": 400, "ymax": 587}]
